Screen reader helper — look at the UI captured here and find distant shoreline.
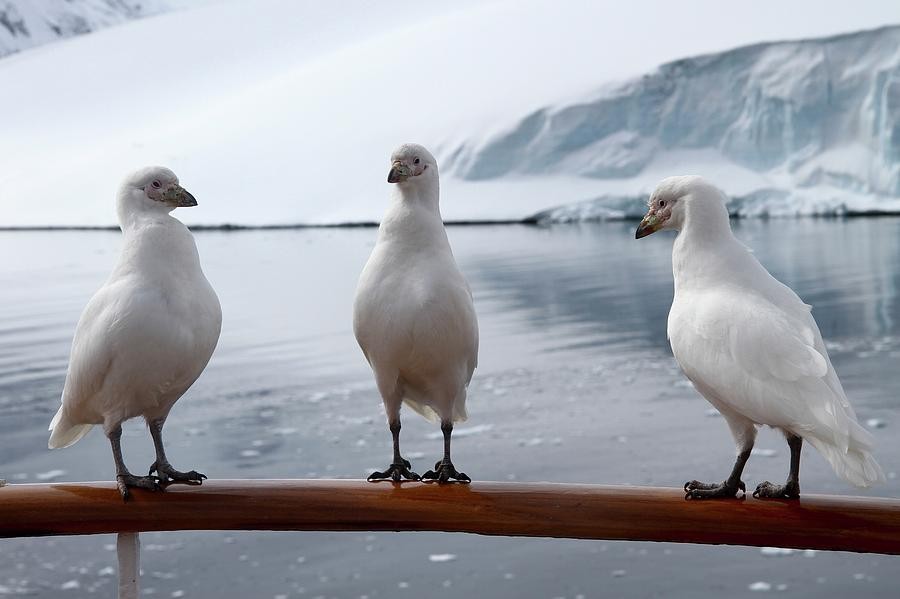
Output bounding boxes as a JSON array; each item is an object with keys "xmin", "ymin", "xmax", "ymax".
[{"xmin": 2, "ymin": 211, "xmax": 899, "ymax": 232}]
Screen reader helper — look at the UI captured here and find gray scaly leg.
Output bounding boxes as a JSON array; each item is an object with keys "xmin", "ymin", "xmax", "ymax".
[
  {"xmin": 368, "ymin": 418, "xmax": 420, "ymax": 482},
  {"xmin": 422, "ymin": 421, "xmax": 470, "ymax": 483},
  {"xmin": 147, "ymin": 418, "xmax": 206, "ymax": 486},
  {"xmin": 110, "ymin": 424, "xmax": 160, "ymax": 501},
  {"xmin": 685, "ymin": 448, "xmax": 750, "ymax": 499},
  {"xmin": 754, "ymin": 434, "xmax": 802, "ymax": 499}
]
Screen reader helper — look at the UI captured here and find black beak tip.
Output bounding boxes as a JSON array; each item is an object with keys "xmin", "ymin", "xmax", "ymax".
[
  {"xmin": 387, "ymin": 168, "xmax": 399, "ymax": 184},
  {"xmin": 180, "ymin": 188, "xmax": 198, "ymax": 207}
]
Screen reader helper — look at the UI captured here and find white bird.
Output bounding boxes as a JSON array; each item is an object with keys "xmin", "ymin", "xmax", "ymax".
[
  {"xmin": 49, "ymin": 167, "xmax": 222, "ymax": 500},
  {"xmin": 353, "ymin": 144, "xmax": 479, "ymax": 483},
  {"xmin": 636, "ymin": 176, "xmax": 884, "ymax": 499}
]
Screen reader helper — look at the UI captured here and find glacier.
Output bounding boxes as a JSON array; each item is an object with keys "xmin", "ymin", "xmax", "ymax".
[
  {"xmin": 447, "ymin": 26, "xmax": 900, "ymax": 221},
  {"xmin": 0, "ymin": 0, "xmax": 169, "ymax": 58},
  {"xmin": 0, "ymin": 0, "xmax": 898, "ymax": 227}
]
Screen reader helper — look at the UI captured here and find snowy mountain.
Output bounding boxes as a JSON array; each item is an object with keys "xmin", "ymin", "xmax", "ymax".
[
  {"xmin": 1, "ymin": 1, "xmax": 899, "ymax": 227},
  {"xmin": 447, "ymin": 26, "xmax": 900, "ymax": 221},
  {"xmin": 0, "ymin": 0, "xmax": 168, "ymax": 58}
]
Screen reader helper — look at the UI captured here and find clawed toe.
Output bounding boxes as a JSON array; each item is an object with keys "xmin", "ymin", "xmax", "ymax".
[
  {"xmin": 367, "ymin": 462, "xmax": 420, "ymax": 482},
  {"xmin": 149, "ymin": 461, "xmax": 207, "ymax": 486},
  {"xmin": 753, "ymin": 481, "xmax": 799, "ymax": 499},
  {"xmin": 684, "ymin": 479, "xmax": 744, "ymax": 499},
  {"xmin": 422, "ymin": 461, "xmax": 470, "ymax": 484},
  {"xmin": 116, "ymin": 474, "xmax": 162, "ymax": 502}
]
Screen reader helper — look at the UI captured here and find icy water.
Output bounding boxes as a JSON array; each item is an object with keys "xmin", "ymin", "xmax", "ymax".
[{"xmin": 1, "ymin": 219, "xmax": 899, "ymax": 598}]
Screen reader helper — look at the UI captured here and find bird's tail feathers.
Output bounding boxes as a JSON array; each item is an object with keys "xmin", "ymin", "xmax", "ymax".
[
  {"xmin": 807, "ymin": 426, "xmax": 885, "ymax": 488},
  {"xmin": 48, "ymin": 407, "xmax": 93, "ymax": 449},
  {"xmin": 401, "ymin": 392, "xmax": 468, "ymax": 425}
]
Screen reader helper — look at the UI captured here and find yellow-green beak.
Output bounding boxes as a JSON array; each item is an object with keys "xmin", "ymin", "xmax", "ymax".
[
  {"xmin": 387, "ymin": 161, "xmax": 412, "ymax": 183},
  {"xmin": 162, "ymin": 184, "xmax": 197, "ymax": 208},
  {"xmin": 635, "ymin": 213, "xmax": 661, "ymax": 239}
]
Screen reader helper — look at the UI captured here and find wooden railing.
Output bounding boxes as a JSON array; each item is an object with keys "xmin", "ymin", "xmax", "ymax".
[{"xmin": 2, "ymin": 480, "xmax": 899, "ymax": 596}]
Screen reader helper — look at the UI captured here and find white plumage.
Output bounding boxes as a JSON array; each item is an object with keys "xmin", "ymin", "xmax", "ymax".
[
  {"xmin": 353, "ymin": 144, "xmax": 478, "ymax": 482},
  {"xmin": 49, "ymin": 166, "xmax": 221, "ymax": 499},
  {"xmin": 637, "ymin": 176, "xmax": 883, "ymax": 499}
]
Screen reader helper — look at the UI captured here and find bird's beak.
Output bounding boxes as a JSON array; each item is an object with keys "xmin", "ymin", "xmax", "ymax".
[
  {"xmin": 163, "ymin": 184, "xmax": 198, "ymax": 208},
  {"xmin": 635, "ymin": 213, "xmax": 661, "ymax": 239},
  {"xmin": 387, "ymin": 161, "xmax": 412, "ymax": 183}
]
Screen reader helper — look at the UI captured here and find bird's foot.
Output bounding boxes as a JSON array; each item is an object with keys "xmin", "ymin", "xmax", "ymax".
[
  {"xmin": 367, "ymin": 461, "xmax": 420, "ymax": 482},
  {"xmin": 116, "ymin": 474, "xmax": 162, "ymax": 502},
  {"xmin": 422, "ymin": 460, "xmax": 470, "ymax": 484},
  {"xmin": 753, "ymin": 480, "xmax": 799, "ymax": 500},
  {"xmin": 684, "ymin": 479, "xmax": 745, "ymax": 499},
  {"xmin": 149, "ymin": 461, "xmax": 207, "ymax": 486}
]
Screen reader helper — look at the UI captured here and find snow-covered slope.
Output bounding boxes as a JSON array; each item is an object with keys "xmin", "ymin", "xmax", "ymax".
[
  {"xmin": 448, "ymin": 26, "xmax": 900, "ymax": 220},
  {"xmin": 0, "ymin": 0, "xmax": 169, "ymax": 58},
  {"xmin": 1, "ymin": 1, "xmax": 899, "ymax": 226}
]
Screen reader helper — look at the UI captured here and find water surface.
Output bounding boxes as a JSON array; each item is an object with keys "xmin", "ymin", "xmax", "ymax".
[{"xmin": 1, "ymin": 220, "xmax": 898, "ymax": 598}]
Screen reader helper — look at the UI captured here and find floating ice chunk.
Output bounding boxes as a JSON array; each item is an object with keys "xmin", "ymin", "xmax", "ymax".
[
  {"xmin": 760, "ymin": 547, "xmax": 794, "ymax": 557},
  {"xmin": 35, "ymin": 469, "xmax": 66, "ymax": 481},
  {"xmin": 406, "ymin": 451, "xmax": 425, "ymax": 459},
  {"xmin": 748, "ymin": 581, "xmax": 772, "ymax": 591},
  {"xmin": 61, "ymin": 580, "xmax": 80, "ymax": 590},
  {"xmin": 172, "ymin": 591, "xmax": 185, "ymax": 598},
  {"xmin": 240, "ymin": 449, "xmax": 261, "ymax": 458},
  {"xmin": 752, "ymin": 449, "xmax": 778, "ymax": 458},
  {"xmin": 97, "ymin": 566, "xmax": 115, "ymax": 576},
  {"xmin": 776, "ymin": 584, "xmax": 788, "ymax": 591},
  {"xmin": 865, "ymin": 418, "xmax": 886, "ymax": 429},
  {"xmin": 428, "ymin": 554, "xmax": 457, "ymax": 563},
  {"xmin": 398, "ymin": 581, "xmax": 409, "ymax": 589},
  {"xmin": 427, "ymin": 424, "xmax": 494, "ymax": 439},
  {"xmin": 308, "ymin": 392, "xmax": 328, "ymax": 404},
  {"xmin": 612, "ymin": 570, "xmax": 626, "ymax": 578}
]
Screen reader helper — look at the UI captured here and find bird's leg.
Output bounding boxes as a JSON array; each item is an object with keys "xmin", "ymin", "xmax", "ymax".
[
  {"xmin": 754, "ymin": 434, "xmax": 802, "ymax": 499},
  {"xmin": 368, "ymin": 418, "xmax": 420, "ymax": 482},
  {"xmin": 147, "ymin": 418, "xmax": 206, "ymax": 486},
  {"xmin": 109, "ymin": 425, "xmax": 160, "ymax": 501},
  {"xmin": 422, "ymin": 421, "xmax": 470, "ymax": 483},
  {"xmin": 685, "ymin": 448, "xmax": 750, "ymax": 499}
]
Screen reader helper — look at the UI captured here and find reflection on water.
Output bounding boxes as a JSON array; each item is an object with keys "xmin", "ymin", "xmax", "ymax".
[{"xmin": 0, "ymin": 219, "xmax": 899, "ymax": 598}]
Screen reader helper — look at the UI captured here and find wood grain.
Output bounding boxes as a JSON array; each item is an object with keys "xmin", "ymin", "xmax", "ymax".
[{"xmin": 1, "ymin": 480, "xmax": 898, "ymax": 554}]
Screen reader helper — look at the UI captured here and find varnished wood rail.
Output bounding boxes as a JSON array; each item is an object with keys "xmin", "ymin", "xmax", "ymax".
[{"xmin": 1, "ymin": 480, "xmax": 899, "ymax": 555}]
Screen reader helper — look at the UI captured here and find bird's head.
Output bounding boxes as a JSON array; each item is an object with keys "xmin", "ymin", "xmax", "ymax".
[
  {"xmin": 387, "ymin": 143, "xmax": 437, "ymax": 186},
  {"xmin": 635, "ymin": 175, "xmax": 725, "ymax": 239},
  {"xmin": 117, "ymin": 166, "xmax": 197, "ymax": 224}
]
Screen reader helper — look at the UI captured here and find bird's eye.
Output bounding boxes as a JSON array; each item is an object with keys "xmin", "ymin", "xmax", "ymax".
[
  {"xmin": 659, "ymin": 200, "xmax": 666, "ymax": 208},
  {"xmin": 414, "ymin": 158, "xmax": 420, "ymax": 165},
  {"xmin": 151, "ymin": 180, "xmax": 161, "ymax": 189}
]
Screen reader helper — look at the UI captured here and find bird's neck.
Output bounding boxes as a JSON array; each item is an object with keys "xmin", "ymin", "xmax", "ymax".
[
  {"xmin": 116, "ymin": 213, "xmax": 202, "ymax": 280},
  {"xmin": 397, "ymin": 176, "xmax": 441, "ymax": 215},
  {"xmin": 672, "ymin": 201, "xmax": 744, "ymax": 290},
  {"xmin": 378, "ymin": 181, "xmax": 449, "ymax": 250}
]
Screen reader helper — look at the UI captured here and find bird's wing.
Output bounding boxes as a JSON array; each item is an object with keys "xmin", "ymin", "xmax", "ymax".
[
  {"xmin": 60, "ymin": 284, "xmax": 119, "ymax": 414},
  {"xmin": 671, "ymin": 287, "xmax": 853, "ymax": 448}
]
